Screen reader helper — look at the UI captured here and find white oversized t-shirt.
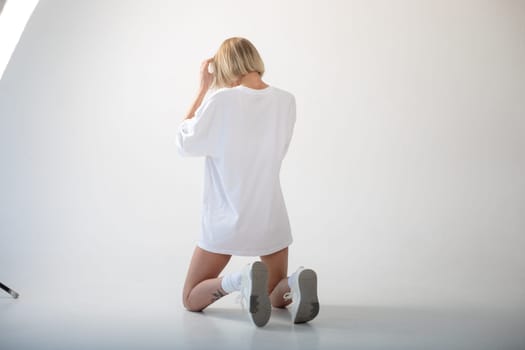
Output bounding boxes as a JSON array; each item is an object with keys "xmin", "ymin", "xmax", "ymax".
[{"xmin": 176, "ymin": 85, "xmax": 296, "ymax": 256}]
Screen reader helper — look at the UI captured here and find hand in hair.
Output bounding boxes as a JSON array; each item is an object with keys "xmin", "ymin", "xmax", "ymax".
[
  {"xmin": 199, "ymin": 58, "xmax": 214, "ymax": 91},
  {"xmin": 183, "ymin": 58, "xmax": 215, "ymax": 120}
]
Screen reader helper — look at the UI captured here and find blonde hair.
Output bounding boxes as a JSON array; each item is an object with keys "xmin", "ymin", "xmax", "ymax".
[{"xmin": 211, "ymin": 37, "xmax": 265, "ymax": 89}]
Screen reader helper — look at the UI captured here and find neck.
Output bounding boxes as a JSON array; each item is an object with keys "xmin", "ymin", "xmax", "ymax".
[{"xmin": 238, "ymin": 72, "xmax": 268, "ymax": 89}]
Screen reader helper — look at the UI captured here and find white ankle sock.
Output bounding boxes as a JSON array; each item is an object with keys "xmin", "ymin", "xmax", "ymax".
[
  {"xmin": 288, "ymin": 268, "xmax": 303, "ymax": 288},
  {"xmin": 221, "ymin": 271, "xmax": 242, "ymax": 293}
]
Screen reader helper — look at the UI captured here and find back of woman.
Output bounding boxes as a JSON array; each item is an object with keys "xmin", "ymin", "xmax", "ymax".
[
  {"xmin": 177, "ymin": 37, "xmax": 318, "ymax": 328},
  {"xmin": 200, "ymin": 84, "xmax": 296, "ymax": 256}
]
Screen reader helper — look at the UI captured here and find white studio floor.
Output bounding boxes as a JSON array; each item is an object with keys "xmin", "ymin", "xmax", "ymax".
[{"xmin": 1, "ymin": 280, "xmax": 524, "ymax": 350}]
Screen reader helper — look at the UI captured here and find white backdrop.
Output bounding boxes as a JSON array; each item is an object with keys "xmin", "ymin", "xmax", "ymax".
[{"xmin": 1, "ymin": 0, "xmax": 524, "ymax": 309}]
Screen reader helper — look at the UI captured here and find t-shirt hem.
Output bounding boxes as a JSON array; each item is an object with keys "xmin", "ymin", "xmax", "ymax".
[{"xmin": 196, "ymin": 238, "xmax": 293, "ymax": 257}]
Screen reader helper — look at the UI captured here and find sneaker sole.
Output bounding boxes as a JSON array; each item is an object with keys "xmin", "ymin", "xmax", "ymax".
[
  {"xmin": 248, "ymin": 261, "xmax": 271, "ymax": 327},
  {"xmin": 293, "ymin": 269, "xmax": 319, "ymax": 324}
]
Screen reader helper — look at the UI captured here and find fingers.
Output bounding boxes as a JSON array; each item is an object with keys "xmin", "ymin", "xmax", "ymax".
[
  {"xmin": 201, "ymin": 57, "xmax": 215, "ymax": 76},
  {"xmin": 201, "ymin": 57, "xmax": 213, "ymax": 68},
  {"xmin": 198, "ymin": 57, "xmax": 214, "ymax": 90}
]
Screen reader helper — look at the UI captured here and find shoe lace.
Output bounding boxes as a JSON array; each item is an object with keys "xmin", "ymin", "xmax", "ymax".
[
  {"xmin": 235, "ymin": 293, "xmax": 246, "ymax": 311},
  {"xmin": 237, "ymin": 281, "xmax": 250, "ymax": 311},
  {"xmin": 283, "ymin": 291, "xmax": 292, "ymax": 301}
]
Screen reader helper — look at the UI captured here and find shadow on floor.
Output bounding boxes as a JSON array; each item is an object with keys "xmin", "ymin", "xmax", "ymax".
[{"xmin": 181, "ymin": 304, "xmax": 525, "ymax": 350}]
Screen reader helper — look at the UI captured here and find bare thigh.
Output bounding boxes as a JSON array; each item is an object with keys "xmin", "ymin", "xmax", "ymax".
[{"xmin": 182, "ymin": 246, "xmax": 231, "ymax": 308}]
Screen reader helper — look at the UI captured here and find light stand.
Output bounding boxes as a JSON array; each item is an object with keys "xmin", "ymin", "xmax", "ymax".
[{"xmin": 0, "ymin": 282, "xmax": 19, "ymax": 298}]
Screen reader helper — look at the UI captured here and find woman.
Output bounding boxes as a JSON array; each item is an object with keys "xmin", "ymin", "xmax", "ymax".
[{"xmin": 176, "ymin": 37, "xmax": 319, "ymax": 327}]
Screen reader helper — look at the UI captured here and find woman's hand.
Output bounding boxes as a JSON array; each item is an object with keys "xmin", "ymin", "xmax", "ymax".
[
  {"xmin": 199, "ymin": 58, "xmax": 214, "ymax": 91},
  {"xmin": 184, "ymin": 58, "xmax": 214, "ymax": 120}
]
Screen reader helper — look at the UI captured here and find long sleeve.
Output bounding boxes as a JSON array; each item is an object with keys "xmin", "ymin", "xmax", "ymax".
[{"xmin": 176, "ymin": 93, "xmax": 222, "ymax": 158}]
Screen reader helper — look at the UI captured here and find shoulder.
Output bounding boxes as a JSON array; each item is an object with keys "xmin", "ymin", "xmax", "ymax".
[
  {"xmin": 206, "ymin": 87, "xmax": 238, "ymax": 102},
  {"xmin": 194, "ymin": 88, "xmax": 237, "ymax": 114},
  {"xmin": 205, "ymin": 85, "xmax": 295, "ymax": 105},
  {"xmin": 269, "ymin": 86, "xmax": 296, "ymax": 104}
]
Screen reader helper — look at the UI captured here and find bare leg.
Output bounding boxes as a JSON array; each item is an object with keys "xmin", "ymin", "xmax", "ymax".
[
  {"xmin": 268, "ymin": 278, "xmax": 291, "ymax": 308},
  {"xmin": 260, "ymin": 247, "xmax": 292, "ymax": 308},
  {"xmin": 182, "ymin": 246, "xmax": 231, "ymax": 312}
]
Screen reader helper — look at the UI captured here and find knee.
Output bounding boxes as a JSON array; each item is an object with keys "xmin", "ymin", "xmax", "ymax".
[
  {"xmin": 182, "ymin": 292, "xmax": 203, "ymax": 312},
  {"xmin": 184, "ymin": 303, "xmax": 203, "ymax": 312},
  {"xmin": 183, "ymin": 299, "xmax": 203, "ymax": 312}
]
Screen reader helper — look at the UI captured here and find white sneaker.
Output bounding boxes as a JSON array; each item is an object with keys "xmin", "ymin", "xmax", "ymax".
[
  {"xmin": 239, "ymin": 261, "xmax": 271, "ymax": 327},
  {"xmin": 283, "ymin": 267, "xmax": 320, "ymax": 323}
]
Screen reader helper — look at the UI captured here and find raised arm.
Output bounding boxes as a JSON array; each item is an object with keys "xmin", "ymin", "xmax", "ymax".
[{"xmin": 184, "ymin": 58, "xmax": 214, "ymax": 120}]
